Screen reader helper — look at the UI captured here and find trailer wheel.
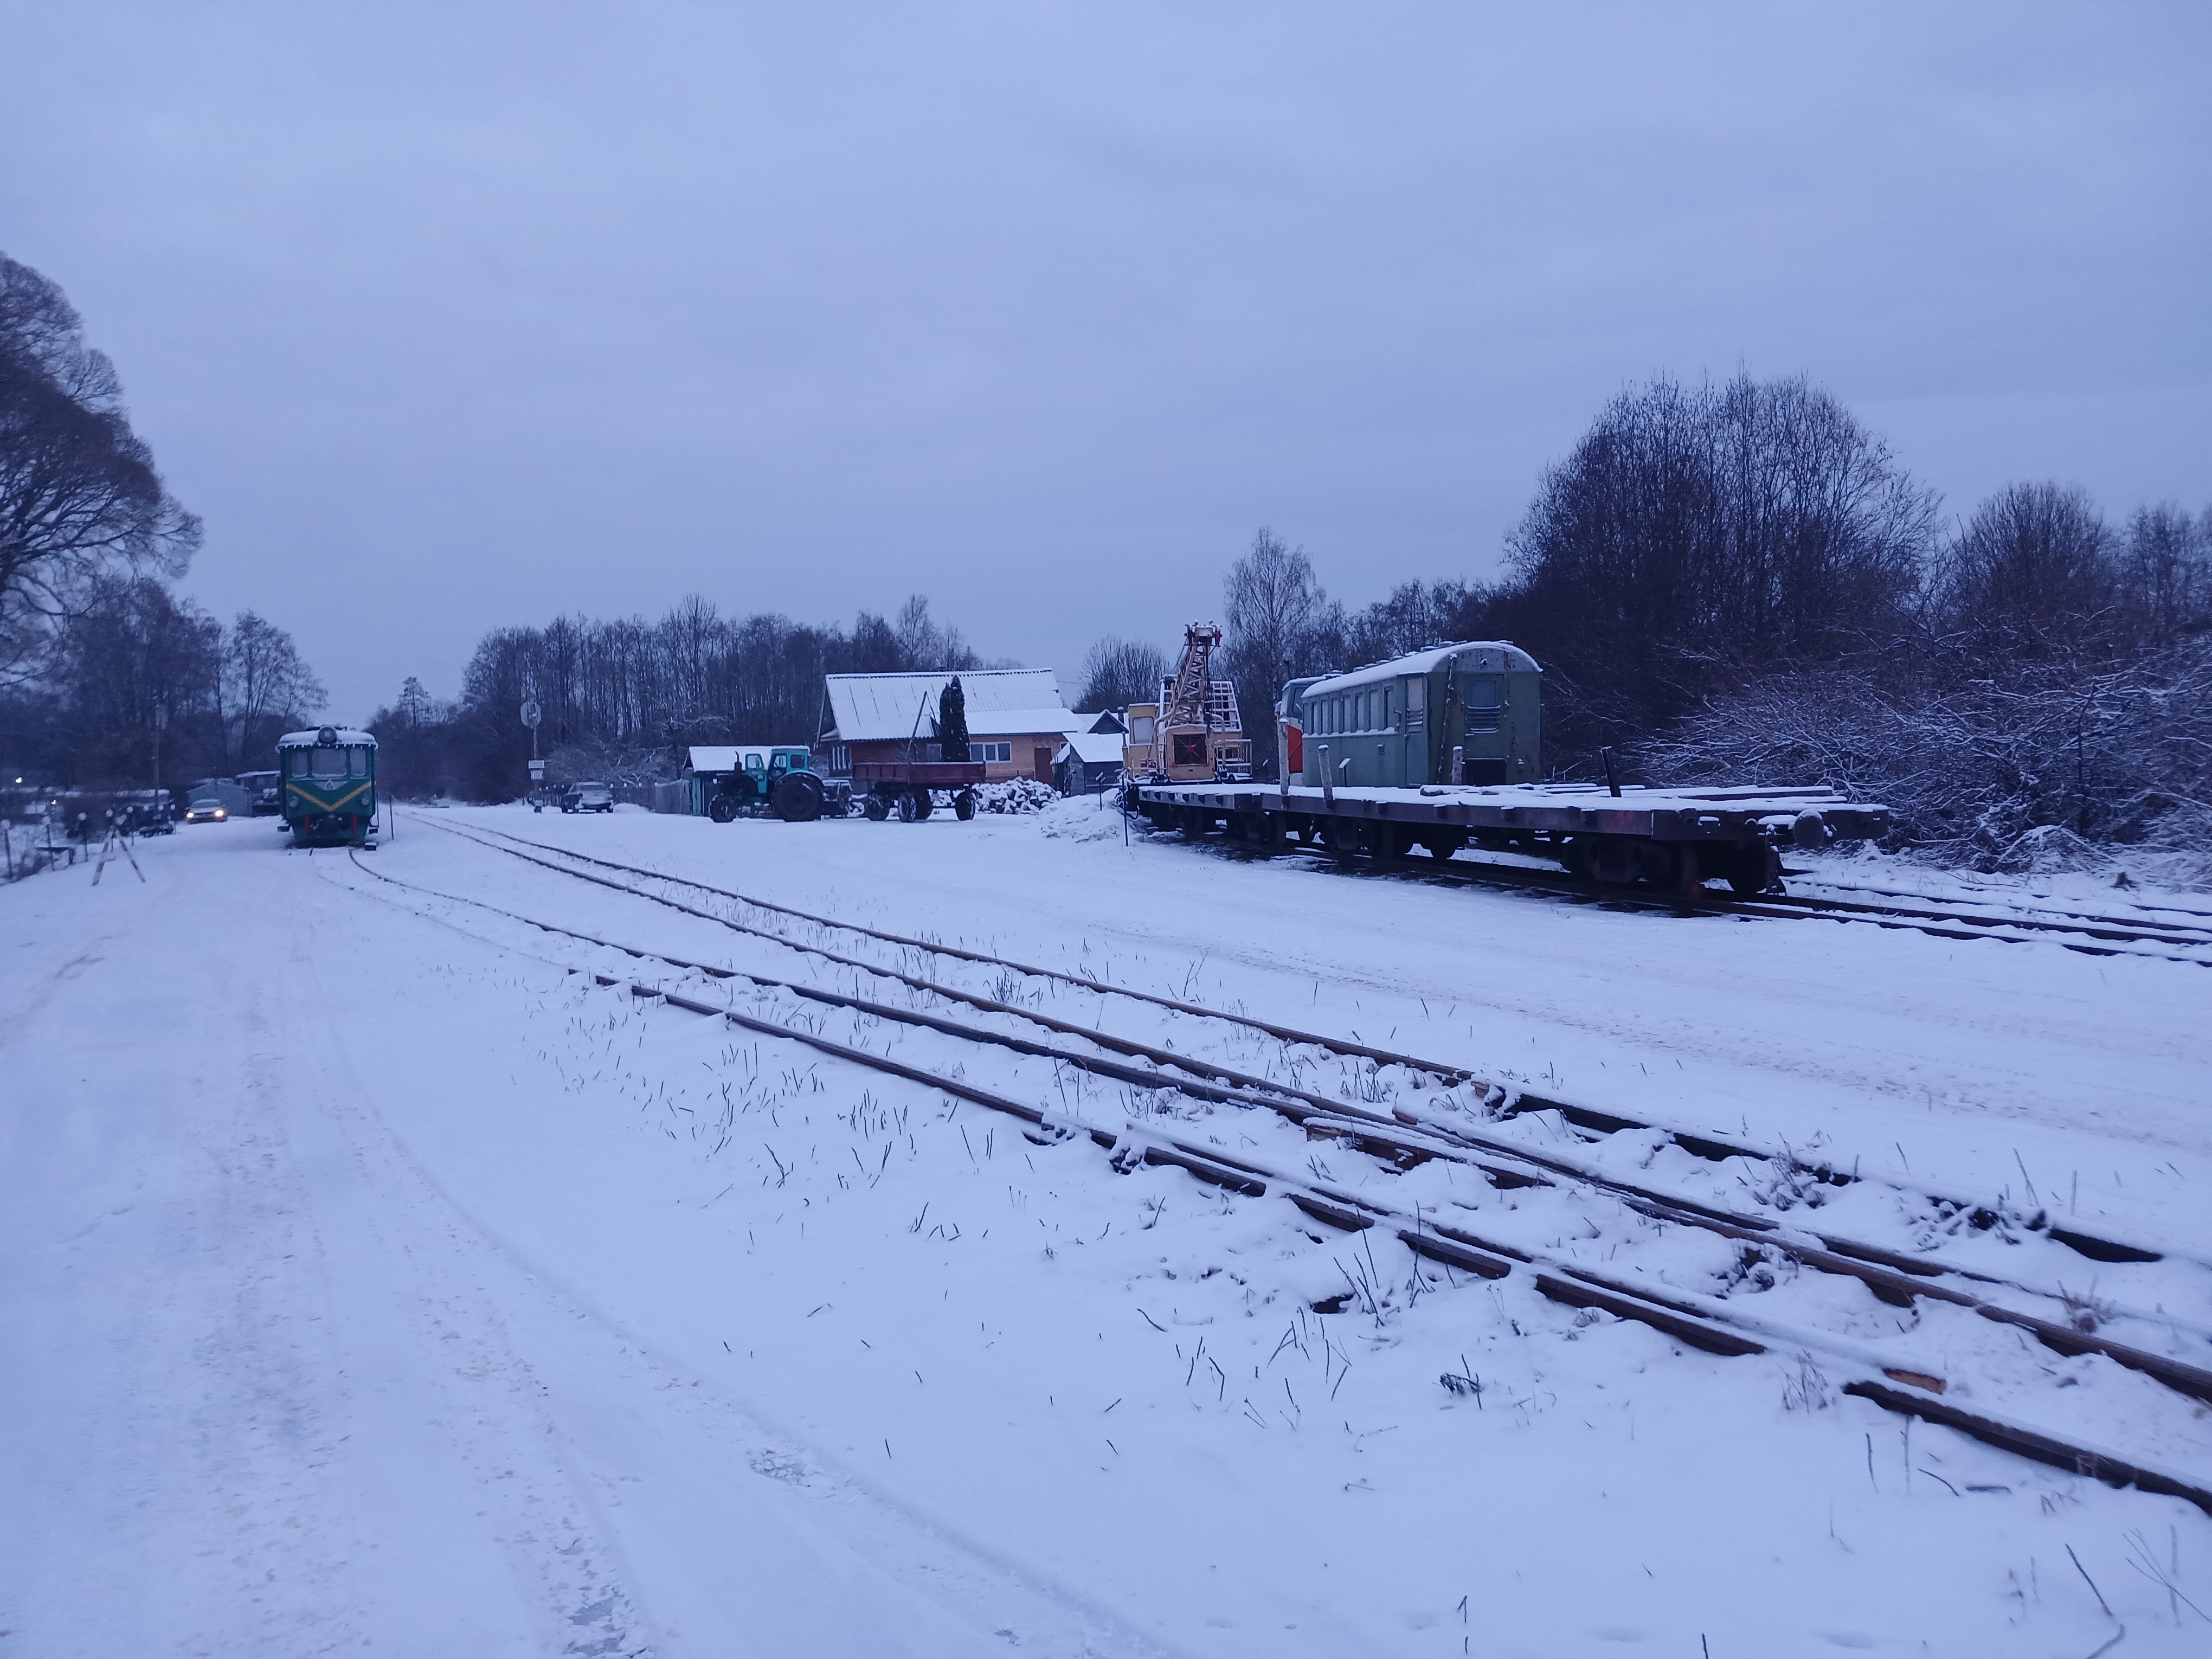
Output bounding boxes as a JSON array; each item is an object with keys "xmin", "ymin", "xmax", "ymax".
[
  {"xmin": 863, "ymin": 792, "xmax": 890, "ymax": 822},
  {"xmin": 897, "ymin": 790, "xmax": 932, "ymax": 822},
  {"xmin": 771, "ymin": 771, "xmax": 825, "ymax": 822},
  {"xmin": 953, "ymin": 790, "xmax": 975, "ymax": 821},
  {"xmin": 709, "ymin": 793, "xmax": 740, "ymax": 824}
]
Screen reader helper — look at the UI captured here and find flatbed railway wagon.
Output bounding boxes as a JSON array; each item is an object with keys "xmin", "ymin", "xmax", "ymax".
[
  {"xmin": 1133, "ymin": 642, "xmax": 1888, "ymax": 893},
  {"xmin": 278, "ymin": 725, "xmax": 378, "ymax": 848},
  {"xmin": 1131, "ymin": 779, "xmax": 1886, "ymax": 893}
]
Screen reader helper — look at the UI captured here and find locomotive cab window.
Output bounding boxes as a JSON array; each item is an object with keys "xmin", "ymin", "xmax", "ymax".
[{"xmin": 1462, "ymin": 676, "xmax": 1502, "ymax": 710}]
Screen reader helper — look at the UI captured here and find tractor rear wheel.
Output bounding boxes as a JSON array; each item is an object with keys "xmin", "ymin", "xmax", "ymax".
[{"xmin": 771, "ymin": 771, "xmax": 825, "ymax": 822}]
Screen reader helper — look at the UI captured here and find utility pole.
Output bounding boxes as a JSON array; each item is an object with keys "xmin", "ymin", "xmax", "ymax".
[{"xmin": 521, "ymin": 699, "xmax": 544, "ymax": 798}]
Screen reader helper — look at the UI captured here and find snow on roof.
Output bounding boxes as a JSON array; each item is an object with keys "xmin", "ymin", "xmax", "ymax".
[
  {"xmin": 822, "ymin": 669, "xmax": 1069, "ymax": 742},
  {"xmin": 686, "ymin": 744, "xmax": 804, "ymax": 773},
  {"xmin": 1304, "ymin": 642, "xmax": 1541, "ymax": 700},
  {"xmin": 1057, "ymin": 731, "xmax": 1126, "ymax": 765},
  {"xmin": 967, "ymin": 705, "xmax": 1089, "ymax": 738},
  {"xmin": 278, "ymin": 728, "xmax": 376, "ymax": 746}
]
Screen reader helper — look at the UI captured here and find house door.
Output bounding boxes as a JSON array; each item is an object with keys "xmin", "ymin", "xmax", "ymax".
[{"xmin": 1032, "ymin": 745, "xmax": 1053, "ymax": 782}]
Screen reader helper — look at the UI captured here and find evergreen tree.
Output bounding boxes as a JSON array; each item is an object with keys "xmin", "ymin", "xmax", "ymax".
[{"xmin": 936, "ymin": 675, "xmax": 969, "ymax": 761}]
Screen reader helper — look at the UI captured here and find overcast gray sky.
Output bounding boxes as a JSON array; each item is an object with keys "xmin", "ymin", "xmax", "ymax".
[{"xmin": 4, "ymin": 3, "xmax": 2207, "ymax": 721}]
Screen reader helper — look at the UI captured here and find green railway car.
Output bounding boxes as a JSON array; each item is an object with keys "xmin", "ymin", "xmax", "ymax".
[
  {"xmin": 277, "ymin": 725, "xmax": 378, "ymax": 847},
  {"xmin": 1296, "ymin": 643, "xmax": 1541, "ymax": 789}
]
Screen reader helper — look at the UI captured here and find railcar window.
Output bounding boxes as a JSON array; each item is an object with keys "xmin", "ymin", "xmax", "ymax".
[{"xmin": 1462, "ymin": 676, "xmax": 1501, "ymax": 710}]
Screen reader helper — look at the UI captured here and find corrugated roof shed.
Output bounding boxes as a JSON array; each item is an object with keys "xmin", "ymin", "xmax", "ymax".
[
  {"xmin": 1056, "ymin": 731, "xmax": 1126, "ymax": 765},
  {"xmin": 822, "ymin": 669, "xmax": 1071, "ymax": 742}
]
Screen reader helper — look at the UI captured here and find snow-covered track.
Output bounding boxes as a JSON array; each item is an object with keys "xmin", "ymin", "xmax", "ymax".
[
  {"xmin": 337, "ymin": 850, "xmax": 2212, "ymax": 1517},
  {"xmin": 347, "ymin": 845, "xmax": 2212, "ymax": 1450},
  {"xmin": 430, "ymin": 816, "xmax": 2196, "ymax": 1276},
  {"xmin": 1275, "ymin": 841, "xmax": 2212, "ymax": 964}
]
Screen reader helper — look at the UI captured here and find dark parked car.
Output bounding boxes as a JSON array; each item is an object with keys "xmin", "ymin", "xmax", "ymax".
[{"xmin": 561, "ymin": 781, "xmax": 615, "ymax": 813}]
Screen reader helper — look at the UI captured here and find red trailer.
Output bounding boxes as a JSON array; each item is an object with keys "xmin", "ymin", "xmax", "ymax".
[{"xmin": 852, "ymin": 759, "xmax": 987, "ymax": 822}]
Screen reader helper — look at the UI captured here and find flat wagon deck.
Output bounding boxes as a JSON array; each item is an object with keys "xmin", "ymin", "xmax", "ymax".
[{"xmin": 1131, "ymin": 779, "xmax": 1890, "ymax": 894}]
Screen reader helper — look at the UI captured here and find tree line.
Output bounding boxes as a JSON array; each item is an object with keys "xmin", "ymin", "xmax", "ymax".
[
  {"xmin": 1195, "ymin": 372, "xmax": 2209, "ymax": 871},
  {"xmin": 0, "ymin": 252, "xmax": 325, "ymax": 793},
  {"xmin": 5, "ymin": 241, "xmax": 2202, "ymax": 873},
  {"xmin": 371, "ymin": 593, "xmax": 994, "ymax": 800}
]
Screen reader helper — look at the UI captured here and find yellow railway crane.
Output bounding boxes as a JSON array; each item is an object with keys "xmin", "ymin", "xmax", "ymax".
[{"xmin": 1123, "ymin": 622, "xmax": 1251, "ymax": 782}]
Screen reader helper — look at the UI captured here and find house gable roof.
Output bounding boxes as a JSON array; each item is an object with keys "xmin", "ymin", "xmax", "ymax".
[{"xmin": 822, "ymin": 668, "xmax": 1069, "ymax": 742}]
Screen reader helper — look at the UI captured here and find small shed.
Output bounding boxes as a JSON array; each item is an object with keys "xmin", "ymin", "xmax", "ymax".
[{"xmin": 1054, "ymin": 730, "xmax": 1126, "ymax": 794}]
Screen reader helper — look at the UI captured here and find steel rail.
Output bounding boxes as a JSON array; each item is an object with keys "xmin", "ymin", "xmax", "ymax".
[
  {"xmin": 336, "ymin": 850, "xmax": 2212, "ymax": 1517},
  {"xmin": 1273, "ymin": 842, "xmax": 2212, "ymax": 963},
  {"xmin": 430, "ymin": 815, "xmax": 2188, "ymax": 1273},
  {"xmin": 348, "ymin": 849, "xmax": 2212, "ymax": 1416}
]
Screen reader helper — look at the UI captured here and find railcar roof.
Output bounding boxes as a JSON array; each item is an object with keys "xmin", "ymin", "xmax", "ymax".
[
  {"xmin": 1302, "ymin": 642, "xmax": 1541, "ymax": 700},
  {"xmin": 277, "ymin": 728, "xmax": 377, "ymax": 747}
]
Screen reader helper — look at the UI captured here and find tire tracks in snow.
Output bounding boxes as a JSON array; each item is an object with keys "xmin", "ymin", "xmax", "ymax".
[{"xmin": 308, "ymin": 858, "xmax": 1192, "ymax": 1658}]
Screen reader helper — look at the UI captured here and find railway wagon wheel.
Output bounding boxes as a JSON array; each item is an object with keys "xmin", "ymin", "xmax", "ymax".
[
  {"xmin": 771, "ymin": 771, "xmax": 825, "ymax": 822},
  {"xmin": 1726, "ymin": 842, "xmax": 1782, "ymax": 895},
  {"xmin": 1635, "ymin": 840, "xmax": 1695, "ymax": 895},
  {"xmin": 1317, "ymin": 819, "xmax": 1359, "ymax": 863},
  {"xmin": 1586, "ymin": 835, "xmax": 1641, "ymax": 887}
]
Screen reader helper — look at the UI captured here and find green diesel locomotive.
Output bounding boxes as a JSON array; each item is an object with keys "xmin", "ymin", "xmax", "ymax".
[{"xmin": 278, "ymin": 726, "xmax": 378, "ymax": 847}]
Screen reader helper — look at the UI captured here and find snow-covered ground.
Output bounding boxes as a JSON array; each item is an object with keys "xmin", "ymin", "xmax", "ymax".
[{"xmin": 4, "ymin": 800, "xmax": 2210, "ymax": 1657}]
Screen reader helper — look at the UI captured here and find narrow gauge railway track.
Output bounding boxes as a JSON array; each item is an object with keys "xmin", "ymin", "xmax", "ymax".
[
  {"xmin": 1788, "ymin": 873, "xmax": 2212, "ymax": 940},
  {"xmin": 432, "ymin": 816, "xmax": 2195, "ymax": 1276},
  {"xmin": 1268, "ymin": 841, "xmax": 2212, "ymax": 964},
  {"xmin": 342, "ymin": 847, "xmax": 2212, "ymax": 1516}
]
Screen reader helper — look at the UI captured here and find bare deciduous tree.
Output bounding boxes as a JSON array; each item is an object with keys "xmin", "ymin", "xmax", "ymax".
[
  {"xmin": 1221, "ymin": 527, "xmax": 1338, "ymax": 774},
  {"xmin": 218, "ymin": 610, "xmax": 326, "ymax": 771},
  {"xmin": 0, "ymin": 253, "xmax": 201, "ymax": 681},
  {"xmin": 1075, "ymin": 636, "xmax": 1168, "ymax": 711}
]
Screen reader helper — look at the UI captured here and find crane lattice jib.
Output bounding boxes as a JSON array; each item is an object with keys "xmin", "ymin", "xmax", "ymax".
[{"xmin": 1164, "ymin": 623, "xmax": 1222, "ymax": 729}]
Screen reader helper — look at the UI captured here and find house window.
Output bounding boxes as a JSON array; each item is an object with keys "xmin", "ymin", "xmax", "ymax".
[{"xmin": 967, "ymin": 741, "xmax": 1012, "ymax": 763}]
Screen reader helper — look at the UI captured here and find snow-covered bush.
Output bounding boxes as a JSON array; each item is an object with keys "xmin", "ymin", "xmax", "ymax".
[{"xmin": 1634, "ymin": 635, "xmax": 2212, "ymax": 884}]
